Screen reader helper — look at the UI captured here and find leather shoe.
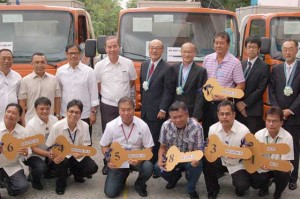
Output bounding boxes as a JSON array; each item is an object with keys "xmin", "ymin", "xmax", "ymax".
[
  {"xmin": 56, "ymin": 186, "xmax": 65, "ymax": 195},
  {"xmin": 152, "ymin": 173, "xmax": 160, "ymax": 179},
  {"xmin": 289, "ymin": 182, "xmax": 297, "ymax": 190},
  {"xmin": 165, "ymin": 174, "xmax": 181, "ymax": 189},
  {"xmin": 135, "ymin": 187, "xmax": 147, "ymax": 197},
  {"xmin": 32, "ymin": 182, "xmax": 43, "ymax": 190},
  {"xmin": 74, "ymin": 176, "xmax": 85, "ymax": 183},
  {"xmin": 258, "ymin": 189, "xmax": 269, "ymax": 197},
  {"xmin": 235, "ymin": 189, "xmax": 245, "ymax": 197},
  {"xmin": 86, "ymin": 175, "xmax": 92, "ymax": 179},
  {"xmin": 189, "ymin": 191, "xmax": 199, "ymax": 199},
  {"xmin": 273, "ymin": 190, "xmax": 282, "ymax": 199},
  {"xmin": 102, "ymin": 164, "xmax": 108, "ymax": 175},
  {"xmin": 208, "ymin": 191, "xmax": 218, "ymax": 199}
]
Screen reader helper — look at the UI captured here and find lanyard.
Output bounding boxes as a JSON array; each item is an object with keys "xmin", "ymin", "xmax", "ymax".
[
  {"xmin": 178, "ymin": 63, "xmax": 191, "ymax": 88},
  {"xmin": 67, "ymin": 129, "xmax": 77, "ymax": 144},
  {"xmin": 284, "ymin": 60, "xmax": 297, "ymax": 86},
  {"xmin": 146, "ymin": 62, "xmax": 154, "ymax": 82},
  {"xmin": 121, "ymin": 123, "xmax": 135, "ymax": 143},
  {"xmin": 266, "ymin": 136, "xmax": 279, "ymax": 144}
]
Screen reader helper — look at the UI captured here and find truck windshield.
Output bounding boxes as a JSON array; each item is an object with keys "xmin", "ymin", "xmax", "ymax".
[
  {"xmin": 0, "ymin": 10, "xmax": 73, "ymax": 62},
  {"xmin": 270, "ymin": 16, "xmax": 300, "ymax": 60},
  {"xmin": 119, "ymin": 12, "xmax": 238, "ymax": 62}
]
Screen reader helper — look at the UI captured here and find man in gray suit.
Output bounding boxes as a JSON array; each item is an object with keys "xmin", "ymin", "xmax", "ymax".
[
  {"xmin": 173, "ymin": 42, "xmax": 207, "ymax": 121},
  {"xmin": 236, "ymin": 36, "xmax": 269, "ymax": 133},
  {"xmin": 269, "ymin": 39, "xmax": 300, "ymax": 190},
  {"xmin": 140, "ymin": 39, "xmax": 175, "ymax": 165}
]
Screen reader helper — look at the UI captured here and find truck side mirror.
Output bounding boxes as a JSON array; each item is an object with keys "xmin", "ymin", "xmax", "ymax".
[
  {"xmin": 97, "ymin": 35, "xmax": 107, "ymax": 54},
  {"xmin": 260, "ymin": 37, "xmax": 271, "ymax": 54},
  {"xmin": 85, "ymin": 39, "xmax": 97, "ymax": 57}
]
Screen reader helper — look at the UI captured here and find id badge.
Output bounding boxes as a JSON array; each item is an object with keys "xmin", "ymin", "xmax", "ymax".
[{"xmin": 216, "ymin": 70, "xmax": 224, "ymax": 78}]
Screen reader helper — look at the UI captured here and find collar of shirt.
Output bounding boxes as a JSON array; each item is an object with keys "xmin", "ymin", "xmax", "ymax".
[
  {"xmin": 151, "ymin": 57, "xmax": 162, "ymax": 69},
  {"xmin": 116, "ymin": 116, "xmax": 137, "ymax": 127},
  {"xmin": 219, "ymin": 120, "xmax": 239, "ymax": 135},
  {"xmin": 67, "ymin": 62, "xmax": 83, "ymax": 70},
  {"xmin": 61, "ymin": 118, "xmax": 78, "ymax": 132},
  {"xmin": 263, "ymin": 127, "xmax": 284, "ymax": 142},
  {"xmin": 32, "ymin": 71, "xmax": 49, "ymax": 79},
  {"xmin": 104, "ymin": 56, "xmax": 121, "ymax": 66},
  {"xmin": 182, "ymin": 62, "xmax": 193, "ymax": 70},
  {"xmin": 34, "ymin": 115, "xmax": 47, "ymax": 126},
  {"xmin": 0, "ymin": 122, "xmax": 24, "ymax": 136},
  {"xmin": 0, "ymin": 69, "xmax": 11, "ymax": 77},
  {"xmin": 213, "ymin": 51, "xmax": 231, "ymax": 63},
  {"xmin": 285, "ymin": 59, "xmax": 297, "ymax": 70},
  {"xmin": 247, "ymin": 56, "xmax": 258, "ymax": 66}
]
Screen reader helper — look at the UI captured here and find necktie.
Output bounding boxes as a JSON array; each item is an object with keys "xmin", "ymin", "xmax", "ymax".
[
  {"xmin": 149, "ymin": 63, "xmax": 155, "ymax": 77},
  {"xmin": 244, "ymin": 61, "xmax": 252, "ymax": 78}
]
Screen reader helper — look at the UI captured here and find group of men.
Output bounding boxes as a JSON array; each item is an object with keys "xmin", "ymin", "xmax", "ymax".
[{"xmin": 0, "ymin": 30, "xmax": 299, "ymax": 199}]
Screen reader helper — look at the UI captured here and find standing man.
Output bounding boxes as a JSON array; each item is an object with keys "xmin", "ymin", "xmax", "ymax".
[
  {"xmin": 269, "ymin": 39, "xmax": 300, "ymax": 190},
  {"xmin": 24, "ymin": 97, "xmax": 58, "ymax": 190},
  {"xmin": 173, "ymin": 42, "xmax": 207, "ymax": 121},
  {"xmin": 202, "ymin": 32, "xmax": 245, "ymax": 138},
  {"xmin": 154, "ymin": 101, "xmax": 204, "ymax": 199},
  {"xmin": 140, "ymin": 39, "xmax": 175, "ymax": 164},
  {"xmin": 18, "ymin": 52, "xmax": 61, "ymax": 125},
  {"xmin": 0, "ymin": 103, "xmax": 29, "ymax": 196},
  {"xmin": 46, "ymin": 99, "xmax": 98, "ymax": 195},
  {"xmin": 56, "ymin": 44, "xmax": 99, "ymax": 142},
  {"xmin": 251, "ymin": 107, "xmax": 294, "ymax": 199},
  {"xmin": 100, "ymin": 97, "xmax": 154, "ymax": 198},
  {"xmin": 203, "ymin": 100, "xmax": 251, "ymax": 199},
  {"xmin": 0, "ymin": 49, "xmax": 21, "ymax": 123},
  {"xmin": 94, "ymin": 36, "xmax": 137, "ymax": 175},
  {"xmin": 236, "ymin": 36, "xmax": 270, "ymax": 133}
]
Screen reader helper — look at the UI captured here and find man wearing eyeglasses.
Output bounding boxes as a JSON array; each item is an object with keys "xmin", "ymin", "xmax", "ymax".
[
  {"xmin": 24, "ymin": 97, "xmax": 58, "ymax": 190},
  {"xmin": 18, "ymin": 52, "xmax": 61, "ymax": 125},
  {"xmin": 203, "ymin": 100, "xmax": 251, "ymax": 199},
  {"xmin": 45, "ymin": 99, "xmax": 98, "ymax": 195},
  {"xmin": 0, "ymin": 49, "xmax": 21, "ymax": 123},
  {"xmin": 140, "ymin": 39, "xmax": 175, "ymax": 166},
  {"xmin": 56, "ymin": 44, "xmax": 99, "ymax": 144}
]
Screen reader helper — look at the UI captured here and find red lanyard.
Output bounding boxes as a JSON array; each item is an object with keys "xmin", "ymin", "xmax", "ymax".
[{"xmin": 121, "ymin": 123, "xmax": 134, "ymax": 143}]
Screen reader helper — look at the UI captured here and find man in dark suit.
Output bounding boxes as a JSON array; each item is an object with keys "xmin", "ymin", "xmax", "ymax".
[
  {"xmin": 140, "ymin": 39, "xmax": 175, "ymax": 164},
  {"xmin": 173, "ymin": 42, "xmax": 207, "ymax": 121},
  {"xmin": 269, "ymin": 39, "xmax": 300, "ymax": 190},
  {"xmin": 236, "ymin": 36, "xmax": 270, "ymax": 133}
]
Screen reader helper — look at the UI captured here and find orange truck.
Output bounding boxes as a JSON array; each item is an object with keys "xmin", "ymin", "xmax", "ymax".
[
  {"xmin": 0, "ymin": 1, "xmax": 94, "ymax": 76},
  {"xmin": 87, "ymin": 6, "xmax": 239, "ymax": 114}
]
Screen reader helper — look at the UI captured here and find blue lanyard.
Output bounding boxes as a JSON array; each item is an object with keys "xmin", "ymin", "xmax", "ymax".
[
  {"xmin": 178, "ymin": 63, "xmax": 191, "ymax": 88},
  {"xmin": 67, "ymin": 129, "xmax": 77, "ymax": 144}
]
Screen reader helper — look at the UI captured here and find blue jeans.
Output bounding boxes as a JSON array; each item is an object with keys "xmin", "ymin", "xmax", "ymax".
[
  {"xmin": 25, "ymin": 156, "xmax": 47, "ymax": 184},
  {"xmin": 104, "ymin": 160, "xmax": 153, "ymax": 198},
  {"xmin": 154, "ymin": 161, "xmax": 203, "ymax": 193},
  {"xmin": 4, "ymin": 169, "xmax": 29, "ymax": 196}
]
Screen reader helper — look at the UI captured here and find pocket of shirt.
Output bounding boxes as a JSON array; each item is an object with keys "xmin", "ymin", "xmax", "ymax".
[{"xmin": 115, "ymin": 71, "xmax": 129, "ymax": 83}]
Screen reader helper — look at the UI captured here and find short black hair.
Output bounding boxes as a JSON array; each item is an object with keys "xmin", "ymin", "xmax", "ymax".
[
  {"xmin": 213, "ymin": 32, "xmax": 230, "ymax": 44},
  {"xmin": 6, "ymin": 103, "xmax": 23, "ymax": 116},
  {"xmin": 31, "ymin": 52, "xmax": 47, "ymax": 62},
  {"xmin": 0, "ymin": 48, "xmax": 13, "ymax": 56},
  {"xmin": 34, "ymin": 97, "xmax": 51, "ymax": 108},
  {"xmin": 65, "ymin": 44, "xmax": 82, "ymax": 53},
  {"xmin": 265, "ymin": 106, "xmax": 284, "ymax": 121},
  {"xmin": 118, "ymin": 97, "xmax": 135, "ymax": 109},
  {"xmin": 169, "ymin": 101, "xmax": 188, "ymax": 113},
  {"xmin": 282, "ymin": 39, "xmax": 298, "ymax": 48},
  {"xmin": 67, "ymin": 99, "xmax": 83, "ymax": 113},
  {"xmin": 244, "ymin": 36, "xmax": 261, "ymax": 48},
  {"xmin": 217, "ymin": 100, "xmax": 235, "ymax": 112}
]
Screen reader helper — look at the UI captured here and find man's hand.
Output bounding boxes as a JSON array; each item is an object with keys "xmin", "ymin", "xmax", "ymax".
[
  {"xmin": 53, "ymin": 155, "xmax": 65, "ymax": 164},
  {"xmin": 89, "ymin": 113, "xmax": 96, "ymax": 125},
  {"xmin": 157, "ymin": 111, "xmax": 166, "ymax": 120},
  {"xmin": 236, "ymin": 101, "xmax": 247, "ymax": 117},
  {"xmin": 212, "ymin": 94, "xmax": 226, "ymax": 101},
  {"xmin": 283, "ymin": 109, "xmax": 292, "ymax": 120},
  {"xmin": 72, "ymin": 152, "xmax": 83, "ymax": 160},
  {"xmin": 128, "ymin": 159, "xmax": 142, "ymax": 166},
  {"xmin": 191, "ymin": 160, "xmax": 199, "ymax": 167},
  {"xmin": 0, "ymin": 144, "xmax": 3, "ymax": 154},
  {"xmin": 47, "ymin": 151, "xmax": 54, "ymax": 160},
  {"xmin": 18, "ymin": 148, "xmax": 28, "ymax": 156},
  {"xmin": 107, "ymin": 161, "xmax": 116, "ymax": 169}
]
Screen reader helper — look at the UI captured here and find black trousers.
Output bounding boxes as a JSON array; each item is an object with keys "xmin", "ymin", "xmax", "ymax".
[
  {"xmin": 100, "ymin": 101, "xmax": 119, "ymax": 132},
  {"xmin": 52, "ymin": 156, "xmax": 98, "ymax": 188},
  {"xmin": 203, "ymin": 157, "xmax": 251, "ymax": 195},
  {"xmin": 236, "ymin": 113, "xmax": 265, "ymax": 134},
  {"xmin": 202, "ymin": 102, "xmax": 221, "ymax": 139}
]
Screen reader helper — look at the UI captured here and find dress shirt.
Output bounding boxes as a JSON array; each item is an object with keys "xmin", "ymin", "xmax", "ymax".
[
  {"xmin": 100, "ymin": 116, "xmax": 154, "ymax": 150},
  {"xmin": 208, "ymin": 120, "xmax": 250, "ymax": 174},
  {"xmin": 203, "ymin": 52, "xmax": 245, "ymax": 88},
  {"xmin": 285, "ymin": 60, "xmax": 296, "ymax": 80},
  {"xmin": 18, "ymin": 72, "xmax": 61, "ymax": 124},
  {"xmin": 159, "ymin": 118, "xmax": 204, "ymax": 152},
  {"xmin": 255, "ymin": 127, "xmax": 294, "ymax": 173},
  {"xmin": 95, "ymin": 56, "xmax": 137, "ymax": 107},
  {"xmin": 45, "ymin": 118, "xmax": 91, "ymax": 162},
  {"xmin": 56, "ymin": 62, "xmax": 99, "ymax": 118},
  {"xmin": 0, "ymin": 70, "xmax": 21, "ymax": 123},
  {"xmin": 0, "ymin": 122, "xmax": 29, "ymax": 176},
  {"xmin": 26, "ymin": 115, "xmax": 58, "ymax": 159}
]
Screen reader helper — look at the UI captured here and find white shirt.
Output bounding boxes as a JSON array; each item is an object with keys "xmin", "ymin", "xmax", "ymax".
[
  {"xmin": 18, "ymin": 72, "xmax": 61, "ymax": 124},
  {"xmin": 0, "ymin": 122, "xmax": 29, "ymax": 176},
  {"xmin": 0, "ymin": 70, "xmax": 21, "ymax": 123},
  {"xmin": 26, "ymin": 115, "xmax": 58, "ymax": 159},
  {"xmin": 94, "ymin": 56, "xmax": 137, "ymax": 107},
  {"xmin": 209, "ymin": 120, "xmax": 250, "ymax": 174},
  {"xmin": 100, "ymin": 116, "xmax": 154, "ymax": 150},
  {"xmin": 56, "ymin": 62, "xmax": 99, "ymax": 118},
  {"xmin": 255, "ymin": 127, "xmax": 294, "ymax": 173},
  {"xmin": 45, "ymin": 118, "xmax": 91, "ymax": 162}
]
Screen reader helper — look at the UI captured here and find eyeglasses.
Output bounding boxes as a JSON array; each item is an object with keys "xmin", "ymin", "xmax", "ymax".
[
  {"xmin": 246, "ymin": 45, "xmax": 259, "ymax": 50},
  {"xmin": 33, "ymin": 61, "xmax": 46, "ymax": 65},
  {"xmin": 0, "ymin": 57, "xmax": 13, "ymax": 62},
  {"xmin": 218, "ymin": 112, "xmax": 233, "ymax": 117},
  {"xmin": 36, "ymin": 107, "xmax": 51, "ymax": 112},
  {"xmin": 68, "ymin": 110, "xmax": 81, "ymax": 115},
  {"xmin": 67, "ymin": 52, "xmax": 81, "ymax": 56},
  {"xmin": 150, "ymin": 47, "xmax": 163, "ymax": 51}
]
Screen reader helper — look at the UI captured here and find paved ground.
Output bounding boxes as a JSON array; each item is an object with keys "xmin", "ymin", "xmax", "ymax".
[{"xmin": 1, "ymin": 109, "xmax": 299, "ymax": 198}]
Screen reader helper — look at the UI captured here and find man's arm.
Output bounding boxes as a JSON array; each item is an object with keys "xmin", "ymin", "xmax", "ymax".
[
  {"xmin": 157, "ymin": 144, "xmax": 167, "ymax": 169},
  {"xmin": 235, "ymin": 82, "xmax": 245, "ymax": 90},
  {"xmin": 54, "ymin": 97, "xmax": 61, "ymax": 119},
  {"xmin": 19, "ymin": 99, "xmax": 27, "ymax": 126}
]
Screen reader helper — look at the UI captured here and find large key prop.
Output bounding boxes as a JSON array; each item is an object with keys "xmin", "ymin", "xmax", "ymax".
[
  {"xmin": 106, "ymin": 142, "xmax": 153, "ymax": 168},
  {"xmin": 204, "ymin": 134, "xmax": 252, "ymax": 162},
  {"xmin": 243, "ymin": 133, "xmax": 292, "ymax": 173},
  {"xmin": 48, "ymin": 135, "xmax": 97, "ymax": 157},
  {"xmin": 164, "ymin": 146, "xmax": 203, "ymax": 172},
  {"xmin": 1, "ymin": 133, "xmax": 45, "ymax": 160},
  {"xmin": 202, "ymin": 78, "xmax": 244, "ymax": 101}
]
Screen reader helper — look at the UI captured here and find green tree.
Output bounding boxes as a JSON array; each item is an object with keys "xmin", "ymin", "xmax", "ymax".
[
  {"xmin": 79, "ymin": 0, "xmax": 122, "ymax": 37},
  {"xmin": 126, "ymin": 0, "xmax": 138, "ymax": 8}
]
